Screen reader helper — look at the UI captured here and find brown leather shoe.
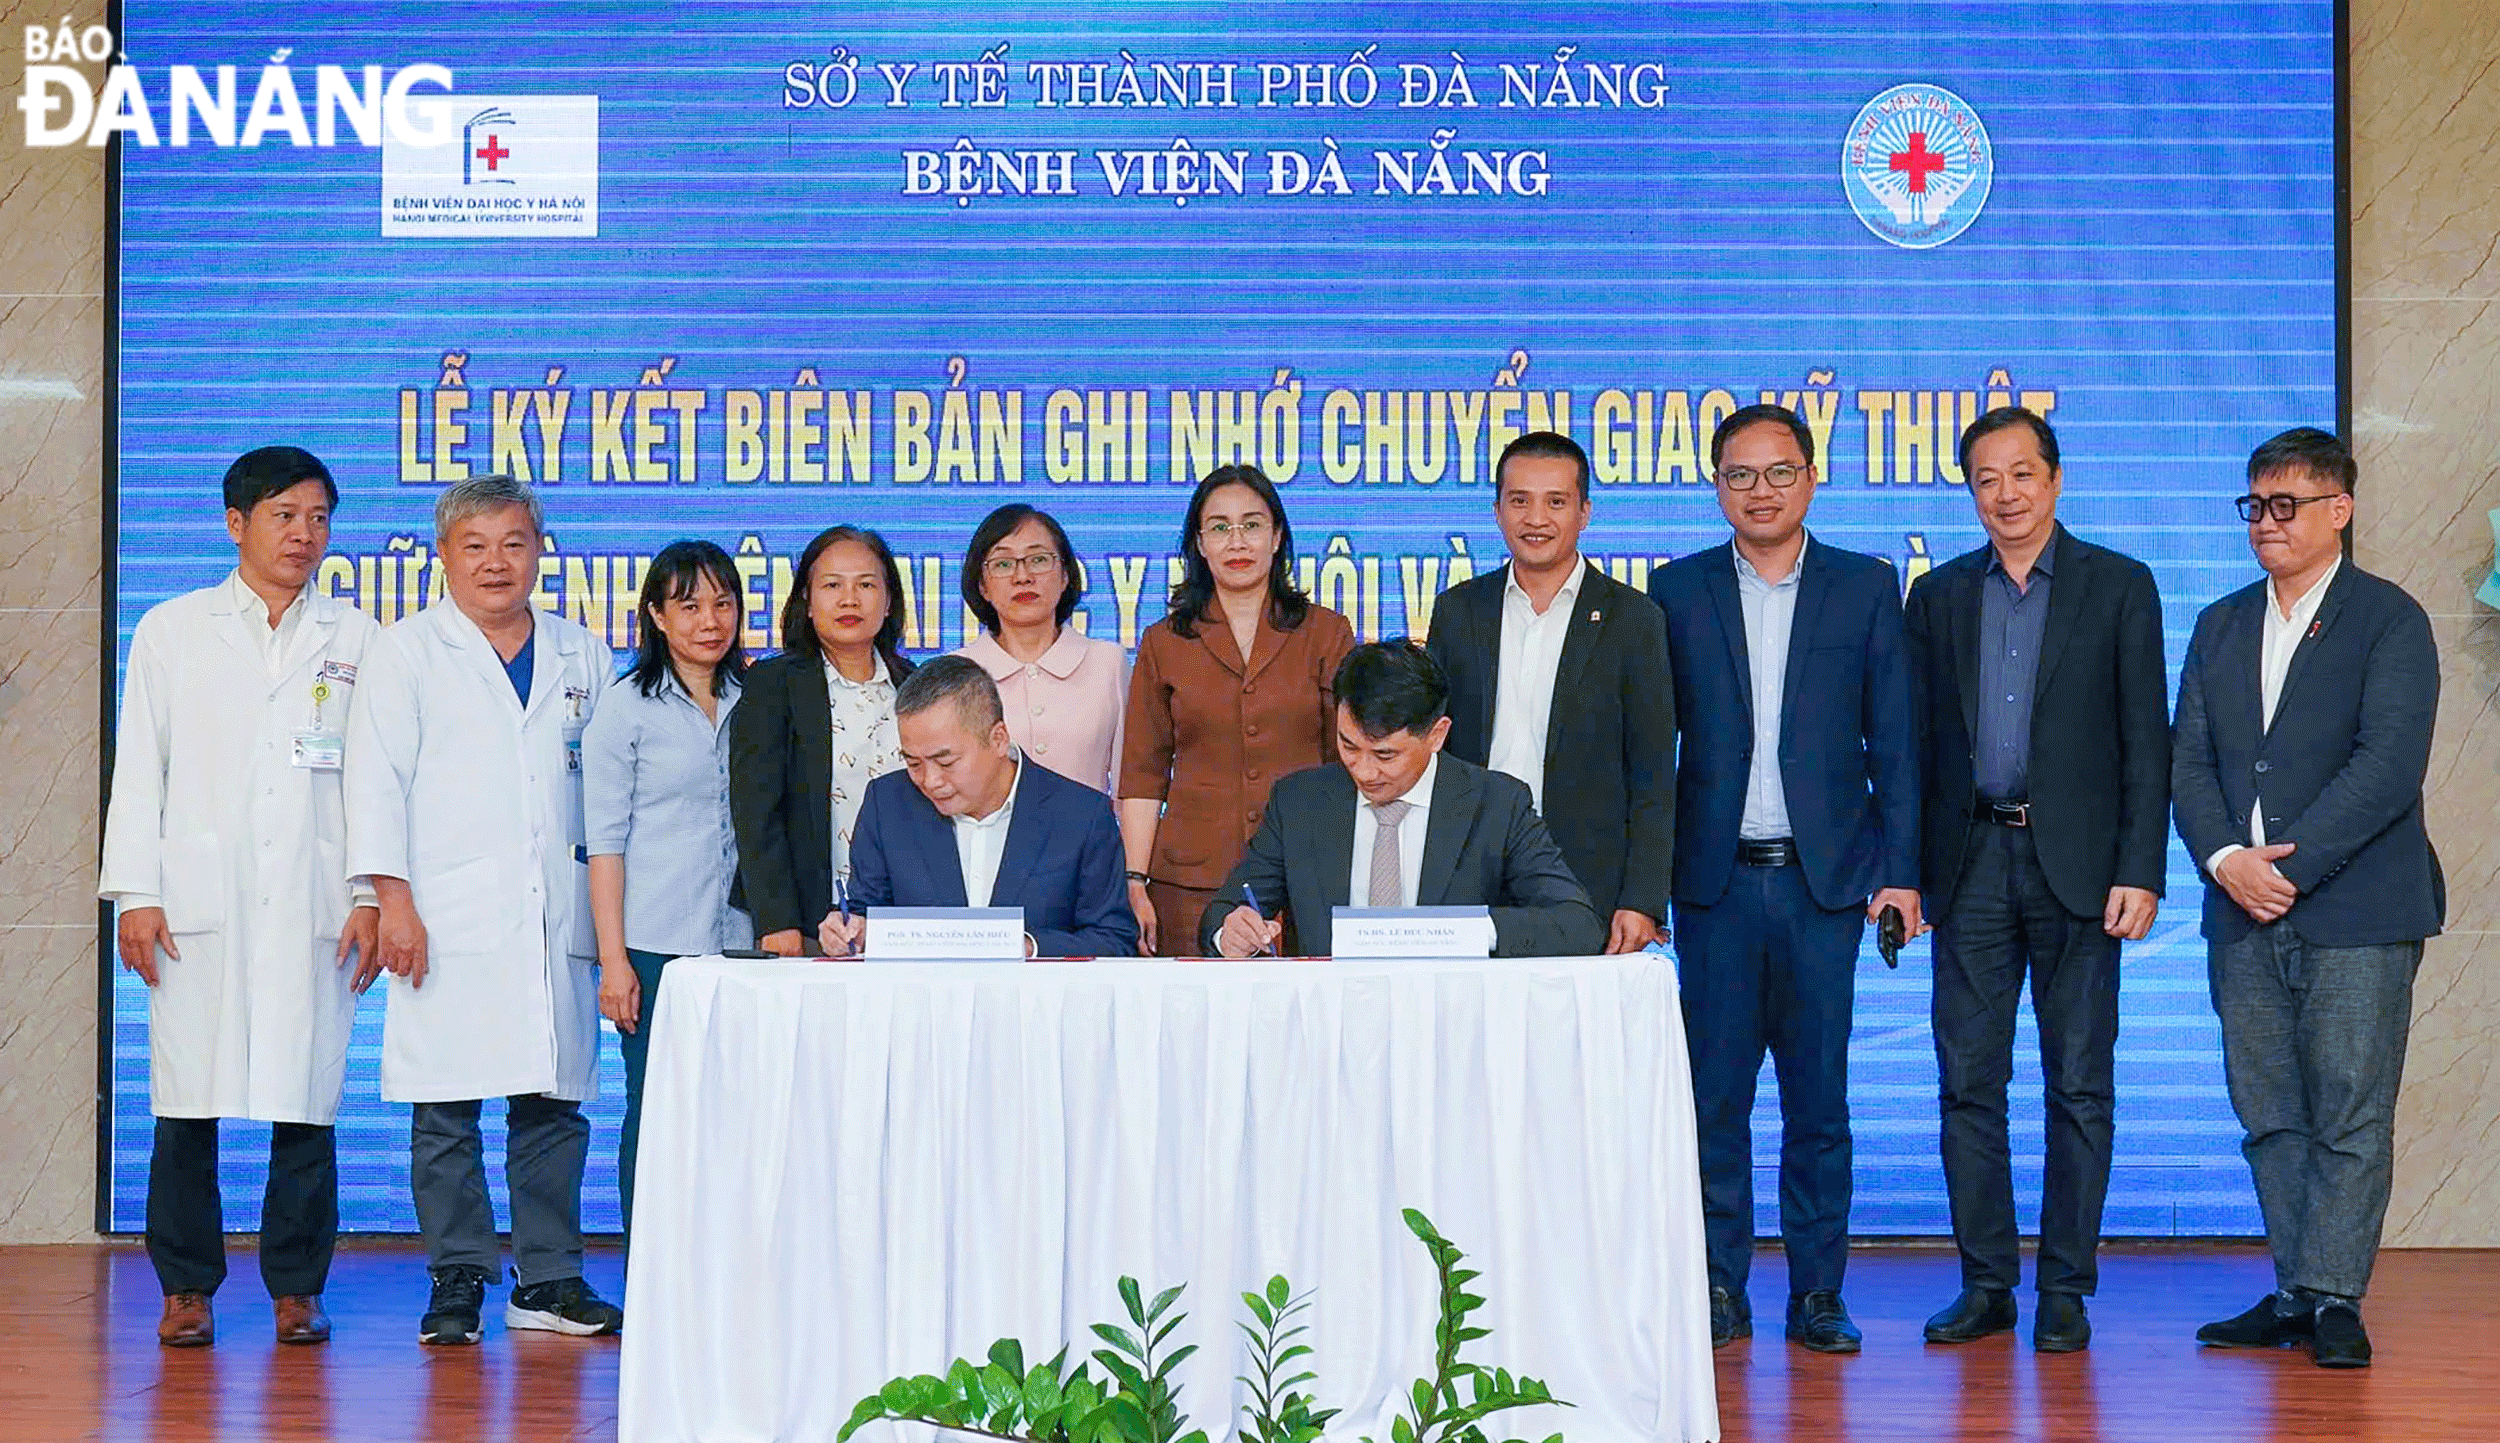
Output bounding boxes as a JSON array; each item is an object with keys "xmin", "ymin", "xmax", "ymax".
[
  {"xmin": 159, "ymin": 1292, "xmax": 214, "ymax": 1348},
  {"xmin": 274, "ymin": 1294, "xmax": 331, "ymax": 1345}
]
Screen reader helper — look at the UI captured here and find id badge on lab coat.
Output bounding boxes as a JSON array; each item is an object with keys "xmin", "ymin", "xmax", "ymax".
[{"xmin": 291, "ymin": 729, "xmax": 346, "ymax": 770}]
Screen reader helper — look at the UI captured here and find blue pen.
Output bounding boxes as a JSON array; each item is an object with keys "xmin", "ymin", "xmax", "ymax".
[
  {"xmin": 833, "ymin": 875, "xmax": 851, "ymax": 956},
  {"xmin": 1239, "ymin": 884, "xmax": 1274, "ymax": 957}
]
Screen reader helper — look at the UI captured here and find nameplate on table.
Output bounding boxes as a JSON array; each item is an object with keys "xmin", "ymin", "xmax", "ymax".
[
  {"xmin": 865, "ymin": 907, "xmax": 1026, "ymax": 960},
  {"xmin": 1330, "ymin": 906, "xmax": 1494, "ymax": 959}
]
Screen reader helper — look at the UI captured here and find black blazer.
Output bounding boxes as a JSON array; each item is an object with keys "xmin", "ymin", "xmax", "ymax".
[
  {"xmin": 1651, "ymin": 538, "xmax": 1920, "ymax": 911},
  {"xmin": 2172, "ymin": 563, "xmax": 2443, "ymax": 948},
  {"xmin": 848, "ymin": 758, "xmax": 1140, "ymax": 958},
  {"xmin": 727, "ymin": 648, "xmax": 916, "ymax": 941},
  {"xmin": 1903, "ymin": 525, "xmax": 2172, "ymax": 918},
  {"xmin": 1426, "ymin": 561, "xmax": 1676, "ymax": 920},
  {"xmin": 1198, "ymin": 754, "xmax": 1605, "ymax": 958}
]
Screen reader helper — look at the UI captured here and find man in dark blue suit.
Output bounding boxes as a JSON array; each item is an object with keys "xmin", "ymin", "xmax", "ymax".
[
  {"xmin": 2173, "ymin": 428, "xmax": 2441, "ymax": 1370},
  {"xmin": 818, "ymin": 656, "xmax": 1138, "ymax": 959},
  {"xmin": 1653, "ymin": 403, "xmax": 1921, "ymax": 1354}
]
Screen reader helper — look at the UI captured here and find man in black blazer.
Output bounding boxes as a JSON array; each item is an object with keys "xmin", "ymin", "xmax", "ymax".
[
  {"xmin": 2173, "ymin": 428, "xmax": 2441, "ymax": 1370},
  {"xmin": 1902, "ymin": 407, "xmax": 2172, "ymax": 1353},
  {"xmin": 1200, "ymin": 641, "xmax": 1603, "ymax": 959},
  {"xmin": 1651, "ymin": 404, "xmax": 1922, "ymax": 1355},
  {"xmin": 1427, "ymin": 431, "xmax": 1676, "ymax": 953}
]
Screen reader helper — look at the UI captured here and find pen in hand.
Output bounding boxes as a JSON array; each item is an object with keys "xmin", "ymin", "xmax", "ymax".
[{"xmin": 1239, "ymin": 885, "xmax": 1277, "ymax": 958}]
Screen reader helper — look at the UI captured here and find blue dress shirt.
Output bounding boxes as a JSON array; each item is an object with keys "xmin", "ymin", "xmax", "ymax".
[
  {"xmin": 1973, "ymin": 547, "xmax": 2053, "ymax": 800},
  {"xmin": 581, "ymin": 670, "xmax": 751, "ymax": 955}
]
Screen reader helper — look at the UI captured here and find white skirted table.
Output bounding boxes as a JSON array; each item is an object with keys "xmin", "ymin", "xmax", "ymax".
[{"xmin": 617, "ymin": 954, "xmax": 1716, "ymax": 1443}]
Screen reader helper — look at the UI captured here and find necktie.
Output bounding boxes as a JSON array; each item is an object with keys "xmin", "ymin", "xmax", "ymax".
[{"xmin": 1368, "ymin": 799, "xmax": 1412, "ymax": 907}]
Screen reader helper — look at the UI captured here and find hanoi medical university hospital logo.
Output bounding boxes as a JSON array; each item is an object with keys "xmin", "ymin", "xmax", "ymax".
[
  {"xmin": 1843, "ymin": 83, "xmax": 1992, "ymax": 249},
  {"xmin": 462, "ymin": 106, "xmax": 516, "ymax": 185},
  {"xmin": 382, "ymin": 94, "xmax": 599, "ymax": 237}
]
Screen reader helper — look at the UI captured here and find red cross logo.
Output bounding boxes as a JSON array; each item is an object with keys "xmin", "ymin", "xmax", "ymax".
[
  {"xmin": 475, "ymin": 133, "xmax": 511, "ymax": 171},
  {"xmin": 1889, "ymin": 131, "xmax": 1946, "ymax": 193}
]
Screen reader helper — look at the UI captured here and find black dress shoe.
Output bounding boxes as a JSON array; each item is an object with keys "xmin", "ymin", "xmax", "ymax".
[
  {"xmin": 2196, "ymin": 1293, "xmax": 2314, "ymax": 1349},
  {"xmin": 2310, "ymin": 1304, "xmax": 2371, "ymax": 1368},
  {"xmin": 1710, "ymin": 1285, "xmax": 1752, "ymax": 1348},
  {"xmin": 1785, "ymin": 1289, "xmax": 1862, "ymax": 1354},
  {"xmin": 2033, "ymin": 1292, "xmax": 2090, "ymax": 1353},
  {"xmin": 1923, "ymin": 1287, "xmax": 2017, "ymax": 1344}
]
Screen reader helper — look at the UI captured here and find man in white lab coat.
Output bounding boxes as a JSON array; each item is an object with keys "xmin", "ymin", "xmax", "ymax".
[
  {"xmin": 345, "ymin": 473, "xmax": 624, "ymax": 1346},
  {"xmin": 100, "ymin": 446, "xmax": 381, "ymax": 1349}
]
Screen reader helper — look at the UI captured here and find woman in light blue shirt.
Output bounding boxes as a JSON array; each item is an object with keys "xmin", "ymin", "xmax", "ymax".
[{"xmin": 582, "ymin": 540, "xmax": 750, "ymax": 1243}]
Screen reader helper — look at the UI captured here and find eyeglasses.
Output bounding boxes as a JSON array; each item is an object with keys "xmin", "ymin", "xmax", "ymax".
[
  {"xmin": 1715, "ymin": 463, "xmax": 1809, "ymax": 491},
  {"xmin": 2235, "ymin": 493, "xmax": 2339, "ymax": 524},
  {"xmin": 1200, "ymin": 517, "xmax": 1271, "ymax": 544},
  {"xmin": 982, "ymin": 552, "xmax": 1062, "ymax": 581}
]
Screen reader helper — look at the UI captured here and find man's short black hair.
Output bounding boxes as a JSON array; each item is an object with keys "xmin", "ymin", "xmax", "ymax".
[
  {"xmin": 1709, "ymin": 404, "xmax": 1814, "ymax": 469},
  {"xmin": 1331, "ymin": 640, "xmax": 1449, "ymax": 739},
  {"xmin": 2247, "ymin": 426, "xmax": 2357, "ymax": 495},
  {"xmin": 894, "ymin": 653, "xmax": 1005, "ymax": 734},
  {"xmin": 1495, "ymin": 430, "xmax": 1591, "ymax": 501},
  {"xmin": 1957, "ymin": 406, "xmax": 2061, "ymax": 478},
  {"xmin": 223, "ymin": 445, "xmax": 337, "ymax": 514}
]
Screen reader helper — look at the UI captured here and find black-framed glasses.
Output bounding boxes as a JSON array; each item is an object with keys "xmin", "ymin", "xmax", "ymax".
[
  {"xmin": 2235, "ymin": 493, "xmax": 2339, "ymax": 524},
  {"xmin": 982, "ymin": 552, "xmax": 1062, "ymax": 581},
  {"xmin": 1716, "ymin": 462, "xmax": 1809, "ymax": 491}
]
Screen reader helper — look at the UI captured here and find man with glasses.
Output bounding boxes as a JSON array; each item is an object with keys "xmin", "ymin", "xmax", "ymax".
[
  {"xmin": 1651, "ymin": 403, "xmax": 1921, "ymax": 1353},
  {"xmin": 2172, "ymin": 427, "xmax": 2442, "ymax": 1369},
  {"xmin": 1902, "ymin": 407, "xmax": 2172, "ymax": 1353}
]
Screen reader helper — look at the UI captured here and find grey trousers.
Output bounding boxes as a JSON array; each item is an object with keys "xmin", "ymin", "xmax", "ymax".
[
  {"xmin": 2209, "ymin": 924, "xmax": 2422, "ymax": 1301},
  {"xmin": 411, "ymin": 1094, "xmax": 590, "ymax": 1287}
]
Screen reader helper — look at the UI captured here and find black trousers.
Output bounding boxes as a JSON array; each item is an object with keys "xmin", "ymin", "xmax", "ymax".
[
  {"xmin": 613, "ymin": 946, "xmax": 681, "ymax": 1250},
  {"xmin": 145, "ymin": 1117, "xmax": 339, "ymax": 1298},
  {"xmin": 1931, "ymin": 823, "xmax": 2121, "ymax": 1296}
]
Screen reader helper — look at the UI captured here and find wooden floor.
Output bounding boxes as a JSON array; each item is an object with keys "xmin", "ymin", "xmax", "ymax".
[{"xmin": 1, "ymin": 1241, "xmax": 2494, "ymax": 1441}]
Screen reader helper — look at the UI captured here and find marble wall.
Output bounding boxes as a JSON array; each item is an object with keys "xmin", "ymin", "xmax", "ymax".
[
  {"xmin": 0, "ymin": 0, "xmax": 105, "ymax": 1242},
  {"xmin": 4, "ymin": 3, "xmax": 2497, "ymax": 1244},
  {"xmin": 2350, "ymin": 1, "xmax": 2500, "ymax": 1248}
]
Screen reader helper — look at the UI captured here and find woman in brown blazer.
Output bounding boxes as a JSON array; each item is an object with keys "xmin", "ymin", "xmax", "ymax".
[{"xmin": 1119, "ymin": 465, "xmax": 1355, "ymax": 954}]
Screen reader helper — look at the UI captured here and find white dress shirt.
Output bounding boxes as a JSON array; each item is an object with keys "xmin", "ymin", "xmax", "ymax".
[
  {"xmin": 1485, "ymin": 558, "xmax": 1587, "ymax": 811},
  {"xmin": 2208, "ymin": 556, "xmax": 2341, "ymax": 872},
  {"xmin": 953, "ymin": 755, "xmax": 1021, "ymax": 908},
  {"xmin": 1735, "ymin": 543, "xmax": 1804, "ymax": 840},
  {"xmin": 1346, "ymin": 752, "xmax": 1437, "ymax": 908},
  {"xmin": 227, "ymin": 568, "xmax": 307, "ymax": 674}
]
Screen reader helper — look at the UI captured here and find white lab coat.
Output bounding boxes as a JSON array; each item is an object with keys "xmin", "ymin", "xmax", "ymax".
[
  {"xmin": 99, "ymin": 574, "xmax": 379, "ymax": 1124},
  {"xmin": 344, "ymin": 600, "xmax": 613, "ymax": 1104}
]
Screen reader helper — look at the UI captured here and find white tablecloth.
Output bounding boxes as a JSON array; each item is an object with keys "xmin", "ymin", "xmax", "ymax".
[{"xmin": 618, "ymin": 955, "xmax": 1716, "ymax": 1443}]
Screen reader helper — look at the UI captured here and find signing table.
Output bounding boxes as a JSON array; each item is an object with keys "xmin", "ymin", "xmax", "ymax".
[{"xmin": 618, "ymin": 954, "xmax": 1716, "ymax": 1443}]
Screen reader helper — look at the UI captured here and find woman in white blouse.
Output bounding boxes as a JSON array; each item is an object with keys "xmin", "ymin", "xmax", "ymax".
[
  {"xmin": 953, "ymin": 504, "xmax": 1127, "ymax": 794},
  {"xmin": 727, "ymin": 525, "xmax": 914, "ymax": 957}
]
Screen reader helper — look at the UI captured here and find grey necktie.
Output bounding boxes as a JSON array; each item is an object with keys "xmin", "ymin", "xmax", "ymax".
[{"xmin": 1367, "ymin": 799, "xmax": 1412, "ymax": 907}]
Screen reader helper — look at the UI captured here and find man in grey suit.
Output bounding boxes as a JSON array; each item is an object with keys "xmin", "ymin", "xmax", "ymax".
[
  {"xmin": 2172, "ymin": 427, "xmax": 2443, "ymax": 1370},
  {"xmin": 1200, "ymin": 641, "xmax": 1605, "ymax": 958}
]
